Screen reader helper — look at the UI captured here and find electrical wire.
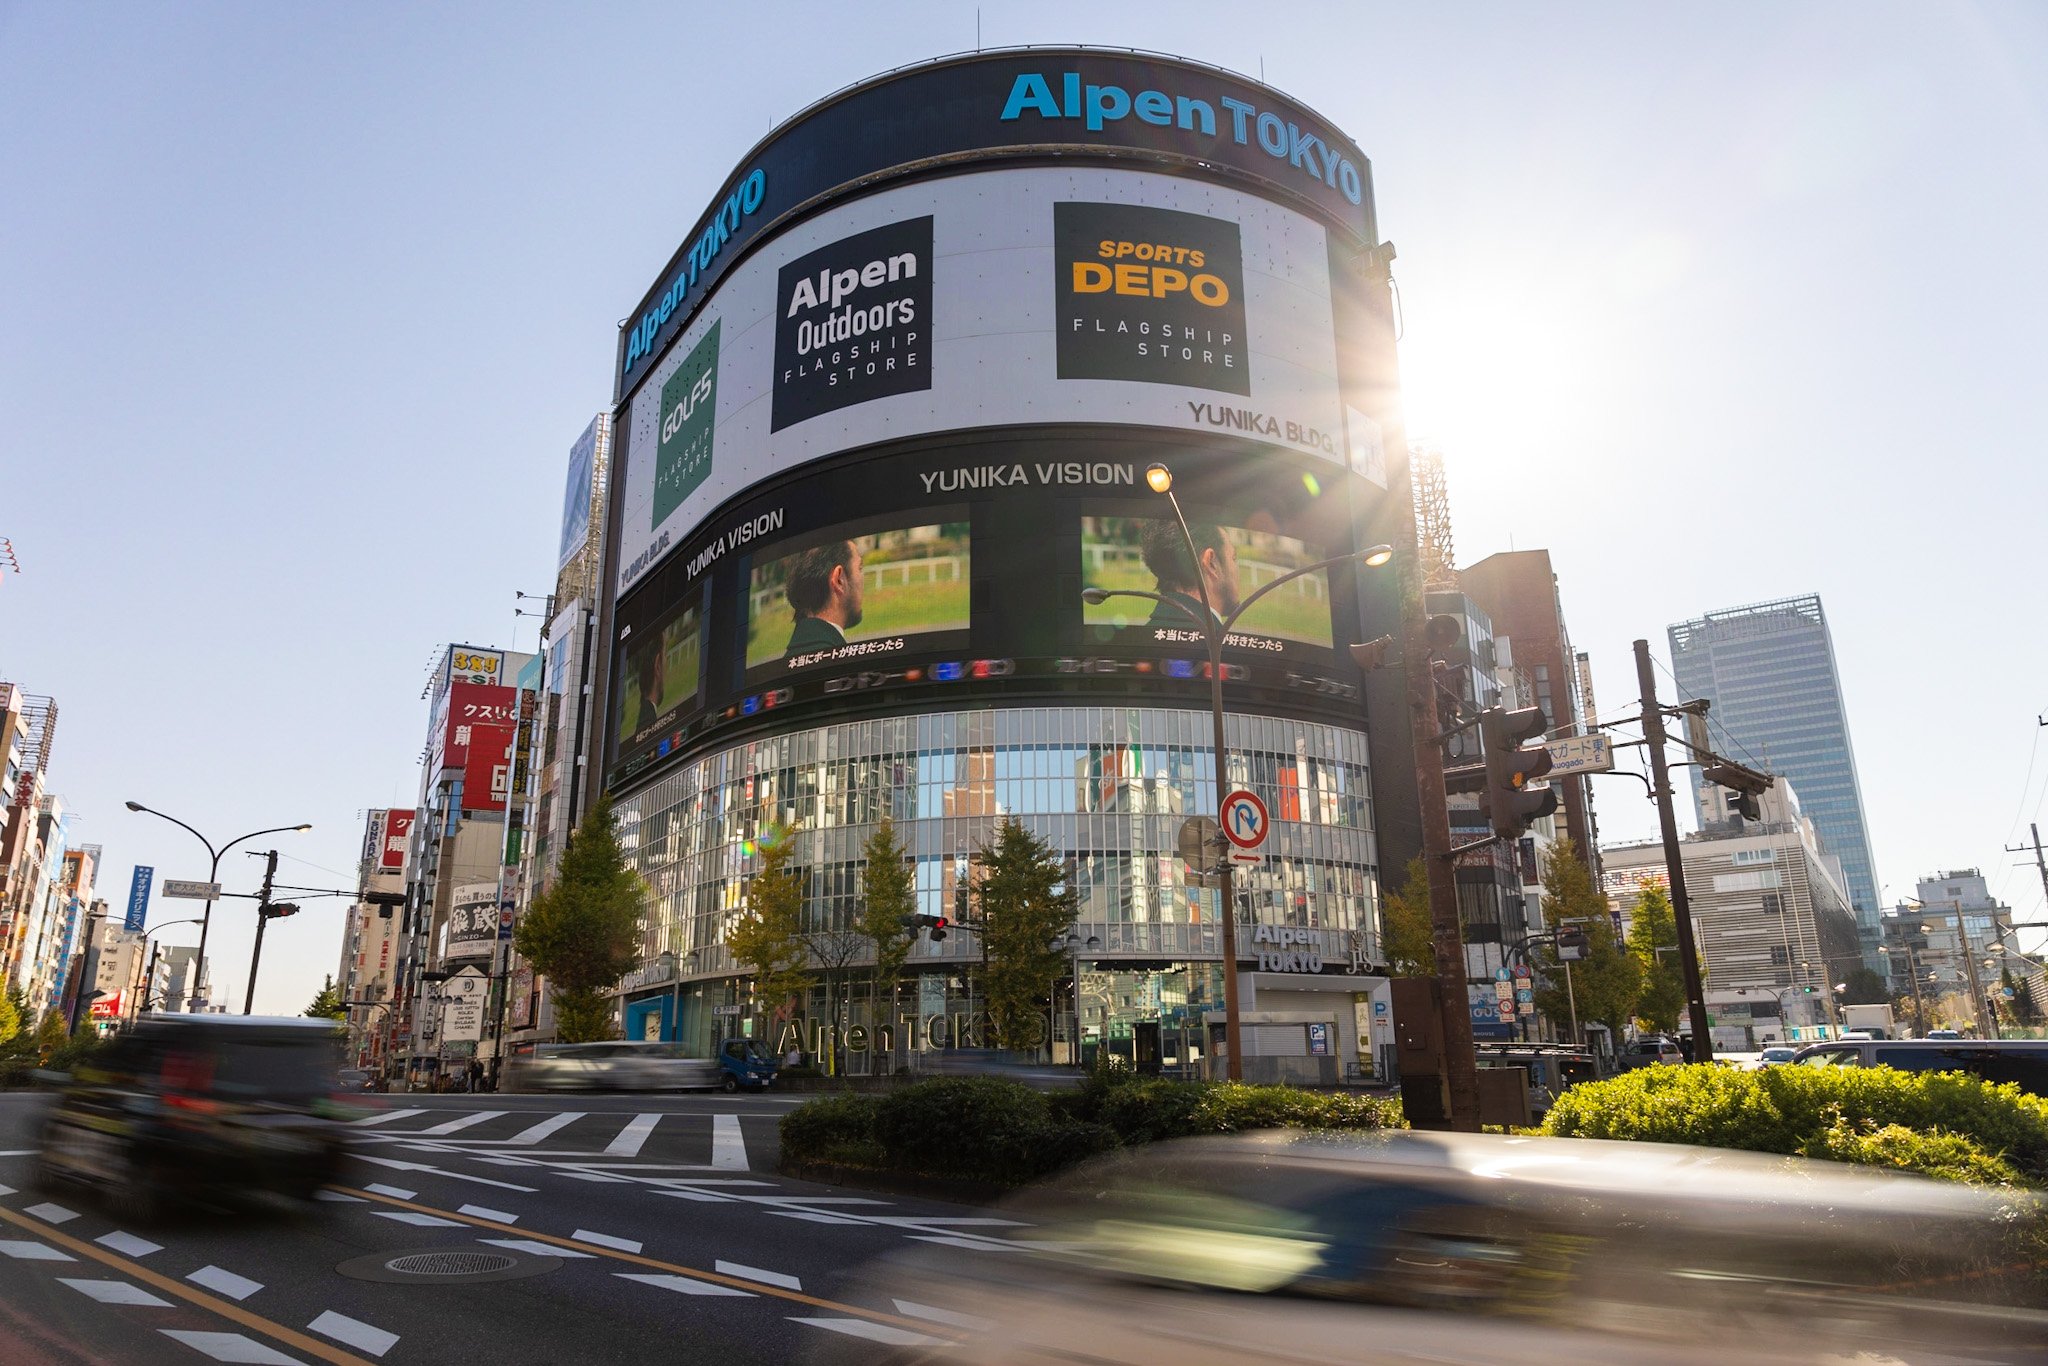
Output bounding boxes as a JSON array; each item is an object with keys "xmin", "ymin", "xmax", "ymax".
[
  {"xmin": 1987, "ymin": 721, "xmax": 2045, "ymax": 904},
  {"xmin": 1651, "ymin": 651, "xmax": 1770, "ymax": 773}
]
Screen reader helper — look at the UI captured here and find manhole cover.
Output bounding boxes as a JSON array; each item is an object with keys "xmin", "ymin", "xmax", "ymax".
[
  {"xmin": 386, "ymin": 1252, "xmax": 518, "ymax": 1277},
  {"xmin": 337, "ymin": 1246, "xmax": 560, "ymax": 1285}
]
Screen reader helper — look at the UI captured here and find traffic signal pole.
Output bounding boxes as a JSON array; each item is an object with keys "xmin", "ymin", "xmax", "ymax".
[
  {"xmin": 1634, "ymin": 639, "xmax": 1714, "ymax": 1062},
  {"xmin": 244, "ymin": 850, "xmax": 278, "ymax": 1016}
]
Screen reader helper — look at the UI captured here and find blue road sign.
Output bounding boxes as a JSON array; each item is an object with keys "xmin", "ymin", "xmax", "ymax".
[{"xmin": 124, "ymin": 866, "xmax": 153, "ymax": 933}]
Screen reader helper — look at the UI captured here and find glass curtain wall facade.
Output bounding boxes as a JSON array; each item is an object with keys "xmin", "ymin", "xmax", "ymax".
[
  {"xmin": 1669, "ymin": 595, "xmax": 1882, "ymax": 963},
  {"xmin": 617, "ymin": 705, "xmax": 1379, "ymax": 1069}
]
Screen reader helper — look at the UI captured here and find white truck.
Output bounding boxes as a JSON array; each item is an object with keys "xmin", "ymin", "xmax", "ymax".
[{"xmin": 1840, "ymin": 1004, "xmax": 1896, "ymax": 1039}]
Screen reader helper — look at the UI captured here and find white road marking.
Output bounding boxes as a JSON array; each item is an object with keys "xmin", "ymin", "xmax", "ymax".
[
  {"xmin": 506, "ymin": 1111, "xmax": 584, "ymax": 1144},
  {"xmin": 363, "ymin": 1183, "xmax": 417, "ymax": 1200},
  {"xmin": 479, "ymin": 1237, "xmax": 592, "ymax": 1258},
  {"xmin": 570, "ymin": 1228, "xmax": 642, "ymax": 1253},
  {"xmin": 158, "ymin": 1329, "xmax": 299, "ymax": 1364},
  {"xmin": 95, "ymin": 1231, "xmax": 163, "ymax": 1256},
  {"xmin": 0, "ymin": 1149, "xmax": 41, "ymax": 1156},
  {"xmin": 715, "ymin": 1259, "xmax": 800, "ymax": 1291},
  {"xmin": 894, "ymin": 1298, "xmax": 994, "ymax": 1331},
  {"xmin": 356, "ymin": 1155, "xmax": 536, "ymax": 1193},
  {"xmin": 472, "ymin": 1156, "xmax": 539, "ymax": 1167},
  {"xmin": 789, "ymin": 1317, "xmax": 945, "ymax": 1347},
  {"xmin": 615, "ymin": 1271, "xmax": 753, "ymax": 1297},
  {"xmin": 372, "ymin": 1211, "xmax": 464, "ymax": 1227},
  {"xmin": 907, "ymin": 1235, "xmax": 1029, "ymax": 1252},
  {"xmin": 0, "ymin": 1240, "xmax": 73, "ymax": 1260},
  {"xmin": 24, "ymin": 1202, "xmax": 79, "ymax": 1224},
  {"xmin": 458, "ymin": 1204, "xmax": 517, "ymax": 1223},
  {"xmin": 349, "ymin": 1108, "xmax": 426, "ymax": 1127},
  {"xmin": 560, "ymin": 1170, "xmax": 629, "ymax": 1183},
  {"xmin": 861, "ymin": 1215, "xmax": 1026, "ymax": 1227},
  {"xmin": 711, "ymin": 1113, "xmax": 747, "ymax": 1170},
  {"xmin": 0, "ymin": 1182, "xmax": 13, "ymax": 1195},
  {"xmin": 655, "ymin": 1177, "xmax": 775, "ymax": 1186},
  {"xmin": 655, "ymin": 1189, "xmax": 733, "ymax": 1203},
  {"xmin": 768, "ymin": 1211, "xmax": 864, "ymax": 1225},
  {"xmin": 604, "ymin": 1113, "xmax": 661, "ymax": 1157},
  {"xmin": 312, "ymin": 1191, "xmax": 365, "ymax": 1203},
  {"xmin": 58, "ymin": 1277, "xmax": 173, "ymax": 1306},
  {"xmin": 416, "ymin": 1109, "xmax": 506, "ymax": 1136},
  {"xmin": 733, "ymin": 1195, "xmax": 888, "ymax": 1206},
  {"xmin": 187, "ymin": 1265, "xmax": 264, "ymax": 1300},
  {"xmin": 309, "ymin": 1309, "xmax": 399, "ymax": 1358}
]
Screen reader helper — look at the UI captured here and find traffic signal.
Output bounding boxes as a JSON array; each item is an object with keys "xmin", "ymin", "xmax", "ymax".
[
  {"xmin": 1480, "ymin": 706, "xmax": 1558, "ymax": 839},
  {"xmin": 927, "ymin": 914, "xmax": 949, "ymax": 943},
  {"xmin": 1555, "ymin": 925, "xmax": 1589, "ymax": 961},
  {"xmin": 1703, "ymin": 761, "xmax": 1771, "ymax": 823},
  {"xmin": 262, "ymin": 903, "xmax": 300, "ymax": 920}
]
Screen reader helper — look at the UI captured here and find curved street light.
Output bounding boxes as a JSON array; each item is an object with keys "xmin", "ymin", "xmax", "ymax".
[
  {"xmin": 124, "ymin": 801, "xmax": 310, "ymax": 1012},
  {"xmin": 1082, "ymin": 461, "xmax": 1394, "ymax": 1081}
]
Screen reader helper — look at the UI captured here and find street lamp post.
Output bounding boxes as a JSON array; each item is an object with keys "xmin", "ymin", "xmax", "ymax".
[
  {"xmin": 1054, "ymin": 932, "xmax": 1102, "ymax": 1066},
  {"xmin": 123, "ymin": 802, "xmax": 310, "ymax": 1011},
  {"xmin": 136, "ymin": 918, "xmax": 203, "ymax": 1014},
  {"xmin": 1082, "ymin": 462, "xmax": 1392, "ymax": 1083}
]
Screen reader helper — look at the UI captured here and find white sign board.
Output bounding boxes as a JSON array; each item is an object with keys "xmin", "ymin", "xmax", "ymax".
[
  {"xmin": 440, "ymin": 968, "xmax": 488, "ymax": 1043},
  {"xmin": 1544, "ymin": 733, "xmax": 1614, "ymax": 776},
  {"xmin": 162, "ymin": 880, "xmax": 220, "ymax": 900},
  {"xmin": 615, "ymin": 166, "xmax": 1350, "ymax": 595}
]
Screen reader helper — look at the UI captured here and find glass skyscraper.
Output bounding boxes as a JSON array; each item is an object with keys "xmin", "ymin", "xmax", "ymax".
[{"xmin": 1669, "ymin": 595, "xmax": 1882, "ymax": 960}]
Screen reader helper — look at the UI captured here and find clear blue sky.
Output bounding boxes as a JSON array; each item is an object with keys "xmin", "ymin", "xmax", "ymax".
[{"xmin": 4, "ymin": 2, "xmax": 2045, "ymax": 1011}]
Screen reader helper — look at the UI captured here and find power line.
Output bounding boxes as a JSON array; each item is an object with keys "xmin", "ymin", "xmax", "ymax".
[{"xmin": 1650, "ymin": 650, "xmax": 1770, "ymax": 774}]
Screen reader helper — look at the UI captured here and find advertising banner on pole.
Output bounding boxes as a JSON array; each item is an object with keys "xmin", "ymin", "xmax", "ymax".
[{"xmin": 124, "ymin": 866, "xmax": 153, "ymax": 933}]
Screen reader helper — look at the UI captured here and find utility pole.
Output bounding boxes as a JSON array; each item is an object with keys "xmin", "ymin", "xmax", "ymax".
[
  {"xmin": 243, "ymin": 850, "xmax": 278, "ymax": 1015},
  {"xmin": 2007, "ymin": 824, "xmax": 2048, "ymax": 926},
  {"xmin": 1634, "ymin": 639, "xmax": 1715, "ymax": 1062}
]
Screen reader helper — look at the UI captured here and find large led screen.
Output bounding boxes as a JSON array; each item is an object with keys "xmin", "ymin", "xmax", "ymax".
[
  {"xmin": 744, "ymin": 518, "xmax": 971, "ymax": 675},
  {"xmin": 1080, "ymin": 517, "xmax": 1334, "ymax": 650},
  {"xmin": 616, "ymin": 591, "xmax": 704, "ymax": 752}
]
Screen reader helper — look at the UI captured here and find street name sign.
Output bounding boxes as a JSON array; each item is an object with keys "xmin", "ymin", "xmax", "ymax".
[
  {"xmin": 162, "ymin": 880, "xmax": 220, "ymax": 900},
  {"xmin": 1544, "ymin": 734, "xmax": 1614, "ymax": 776}
]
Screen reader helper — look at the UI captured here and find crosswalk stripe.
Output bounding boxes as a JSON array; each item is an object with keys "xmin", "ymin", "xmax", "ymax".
[
  {"xmin": 790, "ymin": 1317, "xmax": 945, "ymax": 1347},
  {"xmin": 416, "ymin": 1109, "xmax": 507, "ymax": 1136},
  {"xmin": 604, "ymin": 1113, "xmax": 661, "ymax": 1157},
  {"xmin": 616, "ymin": 1271, "xmax": 753, "ymax": 1297},
  {"xmin": 711, "ymin": 1113, "xmax": 747, "ymax": 1170},
  {"xmin": 506, "ymin": 1111, "xmax": 585, "ymax": 1145},
  {"xmin": 350, "ymin": 1108, "xmax": 426, "ymax": 1127}
]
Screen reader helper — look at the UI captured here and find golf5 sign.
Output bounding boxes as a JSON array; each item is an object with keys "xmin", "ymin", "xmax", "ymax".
[{"xmin": 1222, "ymin": 789, "xmax": 1269, "ymax": 863}]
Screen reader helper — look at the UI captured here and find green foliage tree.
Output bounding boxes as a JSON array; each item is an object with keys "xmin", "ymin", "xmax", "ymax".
[
  {"xmin": 725, "ymin": 824, "xmax": 814, "ymax": 1046},
  {"xmin": 35, "ymin": 1009, "xmax": 69, "ymax": 1063},
  {"xmin": 1528, "ymin": 839, "xmax": 1640, "ymax": 1039},
  {"xmin": 974, "ymin": 819, "xmax": 1077, "ymax": 1052},
  {"xmin": 1839, "ymin": 966, "xmax": 1890, "ymax": 1007},
  {"xmin": 0, "ymin": 985, "xmax": 20, "ymax": 1047},
  {"xmin": 306, "ymin": 975, "xmax": 347, "ymax": 1020},
  {"xmin": 856, "ymin": 818, "xmax": 917, "ymax": 1033},
  {"xmin": 514, "ymin": 793, "xmax": 646, "ymax": 1043},
  {"xmin": 1626, "ymin": 885, "xmax": 1685, "ymax": 1033},
  {"xmin": 1377, "ymin": 856, "xmax": 1435, "ymax": 977}
]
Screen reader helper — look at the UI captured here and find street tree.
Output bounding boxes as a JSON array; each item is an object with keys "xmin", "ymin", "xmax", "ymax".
[
  {"xmin": 974, "ymin": 818, "xmax": 1077, "ymax": 1052},
  {"xmin": 1377, "ymin": 856, "xmax": 1435, "ymax": 978},
  {"xmin": 725, "ymin": 825, "xmax": 814, "ymax": 1054},
  {"xmin": 306, "ymin": 975, "xmax": 347, "ymax": 1020},
  {"xmin": 1839, "ymin": 967, "xmax": 1890, "ymax": 1006},
  {"xmin": 1528, "ymin": 839, "xmax": 1640, "ymax": 1039},
  {"xmin": 1626, "ymin": 885, "xmax": 1685, "ymax": 1034},
  {"xmin": 0, "ymin": 986, "xmax": 19, "ymax": 1047},
  {"xmin": 35, "ymin": 1009, "xmax": 68, "ymax": 1063},
  {"xmin": 855, "ymin": 818, "xmax": 918, "ymax": 1056},
  {"xmin": 514, "ymin": 793, "xmax": 646, "ymax": 1042}
]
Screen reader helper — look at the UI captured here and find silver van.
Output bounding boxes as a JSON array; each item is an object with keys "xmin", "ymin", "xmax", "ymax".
[{"xmin": 1792, "ymin": 1039, "xmax": 2048, "ymax": 1099}]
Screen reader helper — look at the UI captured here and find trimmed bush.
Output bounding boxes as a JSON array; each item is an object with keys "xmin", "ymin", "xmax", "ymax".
[
  {"xmin": 778, "ymin": 1090, "xmax": 883, "ymax": 1168},
  {"xmin": 1542, "ymin": 1063, "xmax": 2048, "ymax": 1187}
]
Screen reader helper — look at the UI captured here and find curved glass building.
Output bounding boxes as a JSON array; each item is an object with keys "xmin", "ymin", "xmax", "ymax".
[{"xmin": 594, "ymin": 50, "xmax": 1419, "ymax": 1076}]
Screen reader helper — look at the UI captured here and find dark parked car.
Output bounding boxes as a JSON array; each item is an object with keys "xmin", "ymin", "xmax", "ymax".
[
  {"xmin": 34, "ymin": 1015, "xmax": 357, "ymax": 1218},
  {"xmin": 1793, "ymin": 1038, "xmax": 2048, "ymax": 1098}
]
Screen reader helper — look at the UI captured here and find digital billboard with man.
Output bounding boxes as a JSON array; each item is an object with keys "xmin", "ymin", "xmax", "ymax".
[
  {"xmin": 746, "ymin": 519, "xmax": 970, "ymax": 672},
  {"xmin": 1080, "ymin": 516, "xmax": 1334, "ymax": 649},
  {"xmin": 616, "ymin": 597, "xmax": 703, "ymax": 747}
]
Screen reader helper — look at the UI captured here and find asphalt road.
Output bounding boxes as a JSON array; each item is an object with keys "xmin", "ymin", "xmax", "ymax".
[{"xmin": 0, "ymin": 1090, "xmax": 1007, "ymax": 1365}]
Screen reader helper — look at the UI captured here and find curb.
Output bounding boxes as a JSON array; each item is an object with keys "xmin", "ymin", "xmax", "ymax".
[{"xmin": 778, "ymin": 1157, "xmax": 1009, "ymax": 1206}]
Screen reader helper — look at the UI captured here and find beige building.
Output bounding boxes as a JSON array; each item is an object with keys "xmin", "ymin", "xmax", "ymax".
[{"xmin": 1603, "ymin": 779, "xmax": 1861, "ymax": 1049}]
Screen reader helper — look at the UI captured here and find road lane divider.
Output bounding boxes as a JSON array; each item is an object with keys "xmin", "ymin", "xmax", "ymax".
[
  {"xmin": 331, "ymin": 1185, "xmax": 953, "ymax": 1337},
  {"xmin": 0, "ymin": 1204, "xmax": 378, "ymax": 1366}
]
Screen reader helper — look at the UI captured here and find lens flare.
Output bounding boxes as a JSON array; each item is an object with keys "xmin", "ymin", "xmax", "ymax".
[{"xmin": 1301, "ymin": 472, "xmax": 1321, "ymax": 497}]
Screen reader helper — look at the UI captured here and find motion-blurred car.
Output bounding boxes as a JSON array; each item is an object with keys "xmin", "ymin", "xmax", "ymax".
[
  {"xmin": 1756, "ymin": 1046, "xmax": 1798, "ymax": 1066},
  {"xmin": 337, "ymin": 1067, "xmax": 378, "ymax": 1093},
  {"xmin": 1617, "ymin": 1035, "xmax": 1687, "ymax": 1069},
  {"xmin": 830, "ymin": 1131, "xmax": 2048, "ymax": 1364},
  {"xmin": 917, "ymin": 1047, "xmax": 1080, "ymax": 1090},
  {"xmin": 506, "ymin": 1040, "xmax": 724, "ymax": 1092},
  {"xmin": 1928, "ymin": 1028, "xmax": 1964, "ymax": 1040},
  {"xmin": 34, "ymin": 1015, "xmax": 356, "ymax": 1219}
]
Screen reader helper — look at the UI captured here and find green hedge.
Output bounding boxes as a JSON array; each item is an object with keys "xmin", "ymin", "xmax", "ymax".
[
  {"xmin": 1541, "ymin": 1063, "xmax": 2048, "ymax": 1187},
  {"xmin": 781, "ymin": 1072, "xmax": 1403, "ymax": 1188}
]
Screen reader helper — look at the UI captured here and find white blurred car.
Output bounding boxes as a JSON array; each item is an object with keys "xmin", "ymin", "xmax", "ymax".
[{"xmin": 507, "ymin": 1041, "xmax": 721, "ymax": 1092}]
